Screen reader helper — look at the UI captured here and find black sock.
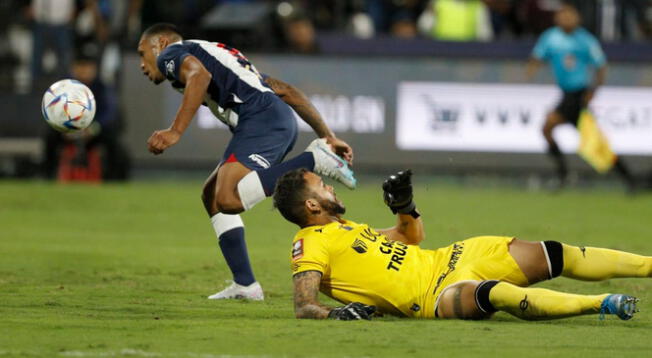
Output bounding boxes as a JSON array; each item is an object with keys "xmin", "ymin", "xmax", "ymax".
[
  {"xmin": 613, "ymin": 157, "xmax": 636, "ymax": 187},
  {"xmin": 547, "ymin": 142, "xmax": 567, "ymax": 181}
]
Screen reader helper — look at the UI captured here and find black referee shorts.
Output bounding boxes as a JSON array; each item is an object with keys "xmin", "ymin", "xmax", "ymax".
[{"xmin": 554, "ymin": 88, "xmax": 587, "ymax": 127}]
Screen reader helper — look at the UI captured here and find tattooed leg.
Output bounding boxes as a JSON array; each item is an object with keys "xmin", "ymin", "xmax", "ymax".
[{"xmin": 436, "ymin": 280, "xmax": 487, "ymax": 319}]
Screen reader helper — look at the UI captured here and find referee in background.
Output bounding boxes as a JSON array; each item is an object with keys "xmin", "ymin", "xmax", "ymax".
[{"xmin": 526, "ymin": 2, "xmax": 636, "ymax": 191}]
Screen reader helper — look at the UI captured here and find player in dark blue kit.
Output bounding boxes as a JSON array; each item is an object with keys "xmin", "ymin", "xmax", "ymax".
[
  {"xmin": 137, "ymin": 23, "xmax": 356, "ymax": 300},
  {"xmin": 526, "ymin": 3, "xmax": 636, "ymax": 191}
]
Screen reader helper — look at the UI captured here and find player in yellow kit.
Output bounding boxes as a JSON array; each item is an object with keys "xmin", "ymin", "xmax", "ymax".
[{"xmin": 273, "ymin": 169, "xmax": 651, "ymax": 321}]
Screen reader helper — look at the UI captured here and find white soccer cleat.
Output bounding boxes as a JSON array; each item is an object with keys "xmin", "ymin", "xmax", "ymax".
[
  {"xmin": 306, "ymin": 138, "xmax": 357, "ymax": 189},
  {"xmin": 207, "ymin": 281, "xmax": 264, "ymax": 301}
]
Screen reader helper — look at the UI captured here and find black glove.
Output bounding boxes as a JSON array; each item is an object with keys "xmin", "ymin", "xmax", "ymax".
[
  {"xmin": 328, "ymin": 302, "xmax": 376, "ymax": 321},
  {"xmin": 383, "ymin": 170, "xmax": 417, "ymax": 216}
]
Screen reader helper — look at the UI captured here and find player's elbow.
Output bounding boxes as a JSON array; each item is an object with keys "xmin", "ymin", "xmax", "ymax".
[
  {"xmin": 293, "ymin": 306, "xmax": 313, "ymax": 319},
  {"xmin": 406, "ymin": 234, "xmax": 425, "ymax": 246},
  {"xmin": 294, "ymin": 310, "xmax": 307, "ymax": 319}
]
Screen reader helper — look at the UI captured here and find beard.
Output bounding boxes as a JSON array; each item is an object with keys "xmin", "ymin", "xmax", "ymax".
[{"xmin": 320, "ymin": 197, "xmax": 346, "ymax": 216}]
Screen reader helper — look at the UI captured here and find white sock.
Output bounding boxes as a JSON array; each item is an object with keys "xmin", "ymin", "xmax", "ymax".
[
  {"xmin": 210, "ymin": 213, "xmax": 244, "ymax": 237},
  {"xmin": 237, "ymin": 171, "xmax": 266, "ymax": 210}
]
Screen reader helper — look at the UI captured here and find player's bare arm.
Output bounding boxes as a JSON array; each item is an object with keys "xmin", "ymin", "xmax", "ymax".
[
  {"xmin": 293, "ymin": 271, "xmax": 331, "ymax": 319},
  {"xmin": 584, "ymin": 65, "xmax": 607, "ymax": 105},
  {"xmin": 293, "ymin": 270, "xmax": 377, "ymax": 320},
  {"xmin": 378, "ymin": 213, "xmax": 425, "ymax": 246},
  {"xmin": 525, "ymin": 57, "xmax": 543, "ymax": 80},
  {"xmin": 147, "ymin": 55, "xmax": 212, "ymax": 155},
  {"xmin": 377, "ymin": 170, "xmax": 424, "ymax": 245},
  {"xmin": 264, "ymin": 76, "xmax": 353, "ymax": 165}
]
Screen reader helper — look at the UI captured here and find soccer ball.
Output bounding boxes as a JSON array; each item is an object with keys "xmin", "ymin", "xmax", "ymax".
[{"xmin": 41, "ymin": 79, "xmax": 96, "ymax": 132}]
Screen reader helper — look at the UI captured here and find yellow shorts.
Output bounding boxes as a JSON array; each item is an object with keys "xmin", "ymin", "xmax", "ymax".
[{"xmin": 427, "ymin": 236, "xmax": 529, "ymax": 318}]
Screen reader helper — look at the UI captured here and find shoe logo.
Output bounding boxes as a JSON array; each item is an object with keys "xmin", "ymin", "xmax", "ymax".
[
  {"xmin": 519, "ymin": 295, "xmax": 529, "ymax": 312},
  {"xmin": 579, "ymin": 246, "xmax": 586, "ymax": 258},
  {"xmin": 248, "ymin": 154, "xmax": 270, "ymax": 169},
  {"xmin": 351, "ymin": 239, "xmax": 368, "ymax": 254},
  {"xmin": 319, "ymin": 147, "xmax": 344, "ymax": 168}
]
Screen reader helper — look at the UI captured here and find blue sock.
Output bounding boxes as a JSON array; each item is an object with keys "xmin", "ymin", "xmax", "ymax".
[
  {"xmin": 255, "ymin": 152, "xmax": 315, "ymax": 196},
  {"xmin": 218, "ymin": 227, "xmax": 255, "ymax": 286}
]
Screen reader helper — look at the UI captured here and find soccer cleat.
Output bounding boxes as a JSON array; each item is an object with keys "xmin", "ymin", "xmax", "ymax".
[
  {"xmin": 207, "ymin": 281, "xmax": 264, "ymax": 301},
  {"xmin": 599, "ymin": 294, "xmax": 639, "ymax": 320},
  {"xmin": 306, "ymin": 138, "xmax": 357, "ymax": 189}
]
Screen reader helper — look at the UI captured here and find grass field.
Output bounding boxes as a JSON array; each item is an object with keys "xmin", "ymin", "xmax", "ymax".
[{"xmin": 1, "ymin": 179, "xmax": 651, "ymax": 357}]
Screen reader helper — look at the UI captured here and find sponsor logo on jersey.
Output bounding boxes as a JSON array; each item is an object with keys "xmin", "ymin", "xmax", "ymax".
[
  {"xmin": 351, "ymin": 239, "xmax": 368, "ymax": 254},
  {"xmin": 432, "ymin": 242, "xmax": 465, "ymax": 293},
  {"xmin": 292, "ymin": 239, "xmax": 304, "ymax": 261},
  {"xmin": 248, "ymin": 154, "xmax": 271, "ymax": 169},
  {"xmin": 165, "ymin": 60, "xmax": 175, "ymax": 77},
  {"xmin": 379, "ymin": 238, "xmax": 409, "ymax": 272},
  {"xmin": 519, "ymin": 295, "xmax": 529, "ymax": 312}
]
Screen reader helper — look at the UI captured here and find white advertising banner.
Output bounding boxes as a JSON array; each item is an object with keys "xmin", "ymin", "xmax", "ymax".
[{"xmin": 397, "ymin": 82, "xmax": 652, "ymax": 154}]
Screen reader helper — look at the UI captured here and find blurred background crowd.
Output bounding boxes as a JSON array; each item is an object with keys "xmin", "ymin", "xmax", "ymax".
[
  {"xmin": 2, "ymin": 0, "xmax": 651, "ymax": 93},
  {"xmin": 1, "ymin": 0, "xmax": 651, "ymax": 185}
]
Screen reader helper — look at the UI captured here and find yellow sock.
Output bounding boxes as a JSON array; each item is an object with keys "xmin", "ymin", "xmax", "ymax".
[
  {"xmin": 562, "ymin": 244, "xmax": 652, "ymax": 280},
  {"xmin": 489, "ymin": 282, "xmax": 608, "ymax": 320}
]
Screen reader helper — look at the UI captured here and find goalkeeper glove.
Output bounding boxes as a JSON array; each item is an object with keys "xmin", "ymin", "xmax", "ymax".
[
  {"xmin": 383, "ymin": 170, "xmax": 419, "ymax": 217},
  {"xmin": 328, "ymin": 302, "xmax": 376, "ymax": 321}
]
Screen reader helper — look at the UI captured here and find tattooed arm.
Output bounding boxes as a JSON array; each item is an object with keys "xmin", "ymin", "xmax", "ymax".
[
  {"xmin": 264, "ymin": 76, "xmax": 353, "ymax": 165},
  {"xmin": 293, "ymin": 270, "xmax": 332, "ymax": 319},
  {"xmin": 377, "ymin": 213, "xmax": 424, "ymax": 246}
]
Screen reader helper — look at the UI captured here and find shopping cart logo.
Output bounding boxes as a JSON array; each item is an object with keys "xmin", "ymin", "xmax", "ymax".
[{"xmin": 421, "ymin": 95, "xmax": 459, "ymax": 132}]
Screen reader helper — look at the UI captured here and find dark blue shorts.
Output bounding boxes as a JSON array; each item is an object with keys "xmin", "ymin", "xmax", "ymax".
[{"xmin": 222, "ymin": 93, "xmax": 298, "ymax": 170}]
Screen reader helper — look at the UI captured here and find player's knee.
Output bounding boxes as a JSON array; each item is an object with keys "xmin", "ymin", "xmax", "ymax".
[
  {"xmin": 214, "ymin": 190, "xmax": 244, "ymax": 214},
  {"xmin": 542, "ymin": 121, "xmax": 554, "ymax": 137},
  {"xmin": 201, "ymin": 186, "xmax": 218, "ymax": 215},
  {"xmin": 437, "ymin": 281, "xmax": 488, "ymax": 320}
]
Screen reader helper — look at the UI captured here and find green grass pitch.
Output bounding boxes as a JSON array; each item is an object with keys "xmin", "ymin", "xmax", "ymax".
[{"xmin": 1, "ymin": 179, "xmax": 651, "ymax": 357}]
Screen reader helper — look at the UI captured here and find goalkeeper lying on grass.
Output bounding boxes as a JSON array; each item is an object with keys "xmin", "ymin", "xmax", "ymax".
[{"xmin": 272, "ymin": 169, "xmax": 650, "ymax": 321}]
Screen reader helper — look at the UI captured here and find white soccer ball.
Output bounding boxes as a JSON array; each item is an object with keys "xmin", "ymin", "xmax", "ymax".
[{"xmin": 41, "ymin": 79, "xmax": 96, "ymax": 132}]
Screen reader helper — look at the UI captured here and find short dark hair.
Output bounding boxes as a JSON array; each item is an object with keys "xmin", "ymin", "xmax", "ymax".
[
  {"xmin": 141, "ymin": 23, "xmax": 183, "ymax": 39},
  {"xmin": 273, "ymin": 168, "xmax": 310, "ymax": 226}
]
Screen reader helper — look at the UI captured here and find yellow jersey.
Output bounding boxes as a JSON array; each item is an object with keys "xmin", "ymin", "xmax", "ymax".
[
  {"xmin": 290, "ymin": 219, "xmax": 441, "ymax": 318},
  {"xmin": 290, "ymin": 219, "xmax": 527, "ymax": 319}
]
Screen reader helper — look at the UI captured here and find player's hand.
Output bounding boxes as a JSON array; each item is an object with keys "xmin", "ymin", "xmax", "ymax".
[
  {"xmin": 328, "ymin": 302, "xmax": 376, "ymax": 321},
  {"xmin": 325, "ymin": 136, "xmax": 353, "ymax": 166},
  {"xmin": 383, "ymin": 170, "xmax": 415, "ymax": 214},
  {"xmin": 147, "ymin": 128, "xmax": 181, "ymax": 155}
]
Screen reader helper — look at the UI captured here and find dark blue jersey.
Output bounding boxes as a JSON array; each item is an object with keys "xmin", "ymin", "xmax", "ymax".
[{"xmin": 156, "ymin": 40, "xmax": 274, "ymax": 128}]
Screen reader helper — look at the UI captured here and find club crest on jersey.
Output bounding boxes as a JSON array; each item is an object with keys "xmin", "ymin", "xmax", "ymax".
[
  {"xmin": 165, "ymin": 60, "xmax": 175, "ymax": 76},
  {"xmin": 351, "ymin": 239, "xmax": 368, "ymax": 254},
  {"xmin": 292, "ymin": 239, "xmax": 304, "ymax": 260},
  {"xmin": 248, "ymin": 154, "xmax": 270, "ymax": 169}
]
